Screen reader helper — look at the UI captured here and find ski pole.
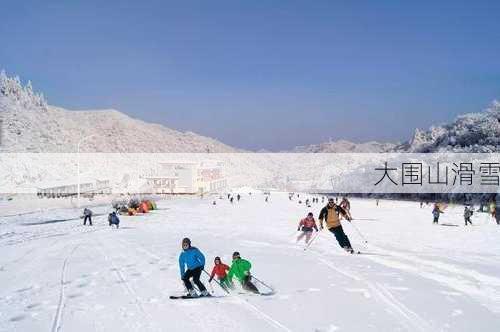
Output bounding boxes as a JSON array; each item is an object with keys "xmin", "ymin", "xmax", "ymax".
[
  {"xmin": 303, "ymin": 231, "xmax": 320, "ymax": 251},
  {"xmin": 348, "ymin": 221, "xmax": 368, "ymax": 244},
  {"xmin": 202, "ymin": 269, "xmax": 230, "ymax": 294},
  {"xmin": 250, "ymin": 275, "xmax": 274, "ymax": 293},
  {"xmin": 352, "ymin": 218, "xmax": 378, "ymax": 222}
]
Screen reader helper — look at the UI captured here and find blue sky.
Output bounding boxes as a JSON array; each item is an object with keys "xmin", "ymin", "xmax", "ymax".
[{"xmin": 1, "ymin": 0, "xmax": 499, "ymax": 150}]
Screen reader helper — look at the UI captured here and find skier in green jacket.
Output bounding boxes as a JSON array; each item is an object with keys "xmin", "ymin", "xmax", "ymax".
[{"xmin": 227, "ymin": 251, "xmax": 260, "ymax": 294}]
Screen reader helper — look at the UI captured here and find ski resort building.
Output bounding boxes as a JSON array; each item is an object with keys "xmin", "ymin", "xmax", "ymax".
[
  {"xmin": 142, "ymin": 175, "xmax": 178, "ymax": 194},
  {"xmin": 36, "ymin": 178, "xmax": 111, "ymax": 198},
  {"xmin": 150, "ymin": 161, "xmax": 226, "ymax": 195}
]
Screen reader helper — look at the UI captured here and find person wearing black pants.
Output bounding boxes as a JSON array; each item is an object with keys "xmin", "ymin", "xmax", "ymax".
[
  {"xmin": 328, "ymin": 225, "xmax": 352, "ymax": 249},
  {"xmin": 178, "ymin": 238, "xmax": 209, "ymax": 297},
  {"xmin": 83, "ymin": 208, "xmax": 93, "ymax": 226},
  {"xmin": 319, "ymin": 198, "xmax": 354, "ymax": 253},
  {"xmin": 182, "ymin": 266, "xmax": 206, "ymax": 293},
  {"xmin": 242, "ymin": 275, "xmax": 259, "ymax": 294}
]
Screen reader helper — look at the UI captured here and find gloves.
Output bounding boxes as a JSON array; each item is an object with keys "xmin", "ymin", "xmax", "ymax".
[{"xmin": 297, "ymin": 227, "xmax": 301, "ymax": 231}]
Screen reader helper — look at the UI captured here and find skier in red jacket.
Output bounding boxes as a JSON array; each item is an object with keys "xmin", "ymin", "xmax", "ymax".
[
  {"xmin": 296, "ymin": 212, "xmax": 319, "ymax": 244},
  {"xmin": 208, "ymin": 256, "xmax": 233, "ymax": 291}
]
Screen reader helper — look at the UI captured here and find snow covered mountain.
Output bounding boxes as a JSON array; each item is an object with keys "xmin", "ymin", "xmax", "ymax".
[
  {"xmin": 396, "ymin": 101, "xmax": 500, "ymax": 153},
  {"xmin": 0, "ymin": 71, "xmax": 237, "ymax": 153},
  {"xmin": 292, "ymin": 102, "xmax": 500, "ymax": 154},
  {"xmin": 292, "ymin": 139, "xmax": 396, "ymax": 153}
]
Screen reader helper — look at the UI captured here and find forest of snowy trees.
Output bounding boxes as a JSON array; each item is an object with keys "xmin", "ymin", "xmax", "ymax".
[{"xmin": 0, "ymin": 70, "xmax": 47, "ymax": 111}]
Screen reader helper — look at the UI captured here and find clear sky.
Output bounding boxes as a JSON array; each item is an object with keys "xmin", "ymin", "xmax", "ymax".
[{"xmin": 1, "ymin": 0, "xmax": 499, "ymax": 151}]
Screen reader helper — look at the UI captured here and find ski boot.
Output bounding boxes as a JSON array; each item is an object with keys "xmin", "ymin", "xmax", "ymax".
[
  {"xmin": 186, "ymin": 289, "xmax": 198, "ymax": 298},
  {"xmin": 344, "ymin": 246, "xmax": 355, "ymax": 254}
]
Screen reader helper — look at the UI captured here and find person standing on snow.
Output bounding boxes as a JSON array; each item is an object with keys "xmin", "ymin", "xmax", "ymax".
[
  {"xmin": 208, "ymin": 256, "xmax": 233, "ymax": 291},
  {"xmin": 83, "ymin": 208, "xmax": 93, "ymax": 226},
  {"xmin": 237, "ymin": 194, "xmax": 241, "ymax": 202},
  {"xmin": 464, "ymin": 206, "xmax": 473, "ymax": 226},
  {"xmin": 227, "ymin": 252, "xmax": 259, "ymax": 294},
  {"xmin": 297, "ymin": 212, "xmax": 319, "ymax": 244},
  {"xmin": 432, "ymin": 204, "xmax": 443, "ymax": 224},
  {"xmin": 178, "ymin": 238, "xmax": 209, "ymax": 297},
  {"xmin": 318, "ymin": 198, "xmax": 354, "ymax": 253}
]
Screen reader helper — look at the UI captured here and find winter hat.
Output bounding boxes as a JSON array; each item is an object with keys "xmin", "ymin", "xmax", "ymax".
[
  {"xmin": 214, "ymin": 256, "xmax": 221, "ymax": 263},
  {"xmin": 182, "ymin": 237, "xmax": 191, "ymax": 247},
  {"xmin": 232, "ymin": 251, "xmax": 240, "ymax": 259},
  {"xmin": 307, "ymin": 212, "xmax": 313, "ymax": 217}
]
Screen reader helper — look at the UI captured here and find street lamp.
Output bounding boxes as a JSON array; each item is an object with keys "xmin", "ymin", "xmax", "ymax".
[{"xmin": 77, "ymin": 134, "xmax": 95, "ymax": 208}]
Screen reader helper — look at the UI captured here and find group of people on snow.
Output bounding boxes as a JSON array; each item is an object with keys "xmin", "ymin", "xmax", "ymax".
[
  {"xmin": 296, "ymin": 197, "xmax": 355, "ymax": 254},
  {"xmin": 81, "ymin": 208, "xmax": 120, "ymax": 228},
  {"xmin": 432, "ymin": 202, "xmax": 499, "ymax": 226},
  {"xmin": 179, "ymin": 237, "xmax": 260, "ymax": 298}
]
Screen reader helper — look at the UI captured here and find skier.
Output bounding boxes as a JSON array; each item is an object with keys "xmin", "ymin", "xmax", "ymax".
[
  {"xmin": 340, "ymin": 197, "xmax": 351, "ymax": 211},
  {"xmin": 108, "ymin": 211, "xmax": 120, "ymax": 228},
  {"xmin": 296, "ymin": 212, "xmax": 319, "ymax": 244},
  {"xmin": 83, "ymin": 208, "xmax": 93, "ymax": 226},
  {"xmin": 492, "ymin": 201, "xmax": 499, "ymax": 225},
  {"xmin": 432, "ymin": 204, "xmax": 443, "ymax": 224},
  {"xmin": 237, "ymin": 194, "xmax": 241, "ymax": 202},
  {"xmin": 464, "ymin": 206, "xmax": 473, "ymax": 226},
  {"xmin": 265, "ymin": 196, "xmax": 269, "ymax": 203},
  {"xmin": 339, "ymin": 197, "xmax": 352, "ymax": 220},
  {"xmin": 230, "ymin": 196, "xmax": 234, "ymax": 204},
  {"xmin": 208, "ymin": 256, "xmax": 233, "ymax": 291},
  {"xmin": 178, "ymin": 238, "xmax": 209, "ymax": 297},
  {"xmin": 227, "ymin": 251, "xmax": 259, "ymax": 294},
  {"xmin": 318, "ymin": 198, "xmax": 354, "ymax": 253},
  {"xmin": 212, "ymin": 200, "xmax": 217, "ymax": 205}
]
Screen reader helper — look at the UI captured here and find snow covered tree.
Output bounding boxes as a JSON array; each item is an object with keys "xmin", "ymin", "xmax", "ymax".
[{"xmin": 0, "ymin": 69, "xmax": 47, "ymax": 110}]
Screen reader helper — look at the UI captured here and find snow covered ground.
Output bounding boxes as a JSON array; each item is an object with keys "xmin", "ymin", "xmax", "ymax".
[{"xmin": 1, "ymin": 194, "xmax": 499, "ymax": 331}]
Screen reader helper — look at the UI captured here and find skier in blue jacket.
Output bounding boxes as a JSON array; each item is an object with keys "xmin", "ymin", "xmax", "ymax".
[{"xmin": 178, "ymin": 237, "xmax": 209, "ymax": 297}]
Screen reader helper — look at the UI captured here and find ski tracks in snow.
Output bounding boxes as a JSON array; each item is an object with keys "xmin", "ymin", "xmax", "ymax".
[
  {"xmin": 309, "ymin": 249, "xmax": 433, "ymax": 332},
  {"xmin": 95, "ymin": 237, "xmax": 159, "ymax": 332},
  {"xmin": 51, "ymin": 243, "xmax": 81, "ymax": 332},
  {"xmin": 361, "ymin": 244, "xmax": 500, "ymax": 314}
]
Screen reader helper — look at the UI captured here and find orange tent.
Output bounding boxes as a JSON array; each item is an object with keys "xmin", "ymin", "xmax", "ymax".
[{"xmin": 139, "ymin": 201, "xmax": 149, "ymax": 213}]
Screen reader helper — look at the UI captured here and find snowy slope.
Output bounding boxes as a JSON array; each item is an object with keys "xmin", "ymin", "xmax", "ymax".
[
  {"xmin": 0, "ymin": 194, "xmax": 499, "ymax": 331},
  {"xmin": 0, "ymin": 71, "xmax": 237, "ymax": 153}
]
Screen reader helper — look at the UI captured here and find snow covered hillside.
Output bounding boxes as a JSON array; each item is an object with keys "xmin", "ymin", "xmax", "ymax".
[
  {"xmin": 396, "ymin": 101, "xmax": 500, "ymax": 153},
  {"xmin": 0, "ymin": 71, "xmax": 237, "ymax": 153},
  {"xmin": 0, "ymin": 194, "xmax": 499, "ymax": 331}
]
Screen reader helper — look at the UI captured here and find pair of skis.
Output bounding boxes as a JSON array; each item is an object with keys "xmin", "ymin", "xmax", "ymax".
[{"xmin": 170, "ymin": 270, "xmax": 274, "ymax": 300}]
